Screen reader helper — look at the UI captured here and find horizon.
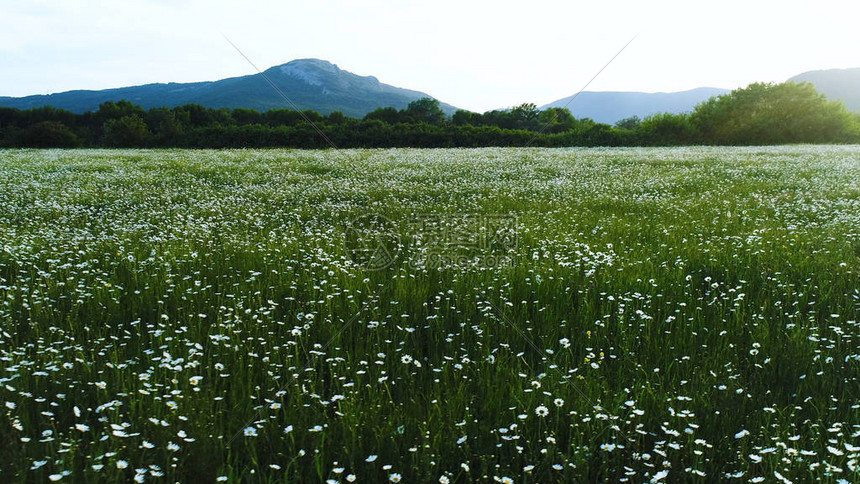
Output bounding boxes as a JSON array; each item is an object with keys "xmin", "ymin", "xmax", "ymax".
[{"xmin": 2, "ymin": 0, "xmax": 859, "ymax": 113}]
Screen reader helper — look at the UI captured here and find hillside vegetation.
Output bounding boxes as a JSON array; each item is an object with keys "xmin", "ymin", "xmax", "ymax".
[{"xmin": 1, "ymin": 82, "xmax": 858, "ymax": 148}]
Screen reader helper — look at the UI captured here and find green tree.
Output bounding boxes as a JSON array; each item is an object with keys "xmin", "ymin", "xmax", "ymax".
[
  {"xmin": 146, "ymin": 108, "xmax": 185, "ymax": 146},
  {"xmin": 18, "ymin": 121, "xmax": 81, "ymax": 147},
  {"xmin": 327, "ymin": 111, "xmax": 345, "ymax": 125},
  {"xmin": 103, "ymin": 115, "xmax": 151, "ymax": 147},
  {"xmin": 232, "ymin": 108, "xmax": 263, "ymax": 125},
  {"xmin": 614, "ymin": 115, "xmax": 642, "ymax": 130},
  {"xmin": 510, "ymin": 103, "xmax": 540, "ymax": 130},
  {"xmin": 365, "ymin": 107, "xmax": 401, "ymax": 124},
  {"xmin": 538, "ymin": 107, "xmax": 576, "ymax": 133},
  {"xmin": 265, "ymin": 109, "xmax": 303, "ymax": 127},
  {"xmin": 174, "ymin": 104, "xmax": 218, "ymax": 128},
  {"xmin": 691, "ymin": 82, "xmax": 859, "ymax": 144},
  {"xmin": 301, "ymin": 110, "xmax": 324, "ymax": 124},
  {"xmin": 403, "ymin": 98, "xmax": 445, "ymax": 125},
  {"xmin": 452, "ymin": 110, "xmax": 480, "ymax": 126},
  {"xmin": 95, "ymin": 100, "xmax": 145, "ymax": 124},
  {"xmin": 639, "ymin": 113, "xmax": 694, "ymax": 146},
  {"xmin": 481, "ymin": 110, "xmax": 511, "ymax": 129}
]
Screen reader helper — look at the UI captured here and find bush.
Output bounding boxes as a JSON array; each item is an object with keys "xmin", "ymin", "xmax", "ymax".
[
  {"xmin": 102, "ymin": 115, "xmax": 151, "ymax": 147},
  {"xmin": 17, "ymin": 121, "xmax": 81, "ymax": 148},
  {"xmin": 691, "ymin": 82, "xmax": 860, "ymax": 144},
  {"xmin": 638, "ymin": 113, "xmax": 694, "ymax": 146}
]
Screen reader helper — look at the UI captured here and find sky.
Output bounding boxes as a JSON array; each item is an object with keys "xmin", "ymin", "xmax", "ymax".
[{"xmin": 2, "ymin": 0, "xmax": 859, "ymax": 113}]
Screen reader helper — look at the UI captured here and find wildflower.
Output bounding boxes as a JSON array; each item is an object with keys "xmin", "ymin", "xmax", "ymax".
[
  {"xmin": 75, "ymin": 423, "xmax": 90, "ymax": 432},
  {"xmin": 366, "ymin": 455, "xmax": 378, "ymax": 462},
  {"xmin": 389, "ymin": 473, "xmax": 402, "ymax": 482},
  {"xmin": 651, "ymin": 469, "xmax": 669, "ymax": 482},
  {"xmin": 347, "ymin": 475, "xmax": 357, "ymax": 483},
  {"xmin": 734, "ymin": 429, "xmax": 750, "ymax": 439},
  {"xmin": 523, "ymin": 465, "xmax": 535, "ymax": 472},
  {"xmin": 600, "ymin": 443, "xmax": 616, "ymax": 452},
  {"xmin": 95, "ymin": 381, "xmax": 107, "ymax": 389},
  {"xmin": 439, "ymin": 477, "xmax": 450, "ymax": 484},
  {"xmin": 189, "ymin": 376, "xmax": 203, "ymax": 385},
  {"xmin": 117, "ymin": 460, "xmax": 129, "ymax": 469},
  {"xmin": 501, "ymin": 477, "xmax": 514, "ymax": 484},
  {"xmin": 827, "ymin": 446, "xmax": 844, "ymax": 456},
  {"xmin": 535, "ymin": 405, "xmax": 549, "ymax": 417},
  {"xmin": 774, "ymin": 471, "xmax": 793, "ymax": 484},
  {"xmin": 244, "ymin": 427, "xmax": 258, "ymax": 437},
  {"xmin": 270, "ymin": 402, "xmax": 281, "ymax": 410},
  {"xmin": 461, "ymin": 463, "xmax": 470, "ymax": 472},
  {"xmin": 49, "ymin": 475, "xmax": 63, "ymax": 482},
  {"xmin": 401, "ymin": 354, "xmax": 413, "ymax": 364},
  {"xmin": 553, "ymin": 398, "xmax": 564, "ymax": 408}
]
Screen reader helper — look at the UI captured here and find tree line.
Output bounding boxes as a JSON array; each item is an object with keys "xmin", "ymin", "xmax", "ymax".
[{"xmin": 1, "ymin": 82, "xmax": 858, "ymax": 149}]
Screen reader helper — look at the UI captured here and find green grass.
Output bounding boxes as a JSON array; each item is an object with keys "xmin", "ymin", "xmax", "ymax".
[{"xmin": 1, "ymin": 146, "xmax": 859, "ymax": 483}]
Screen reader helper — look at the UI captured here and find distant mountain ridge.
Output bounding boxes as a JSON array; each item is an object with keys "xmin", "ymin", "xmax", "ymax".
[
  {"xmin": 539, "ymin": 87, "xmax": 730, "ymax": 125},
  {"xmin": 788, "ymin": 68, "xmax": 860, "ymax": 112},
  {"xmin": 0, "ymin": 59, "xmax": 458, "ymax": 118},
  {"xmin": 3, "ymin": 60, "xmax": 857, "ymax": 122}
]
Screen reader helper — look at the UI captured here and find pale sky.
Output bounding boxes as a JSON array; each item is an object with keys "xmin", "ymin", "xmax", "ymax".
[{"xmin": 2, "ymin": 0, "xmax": 859, "ymax": 113}]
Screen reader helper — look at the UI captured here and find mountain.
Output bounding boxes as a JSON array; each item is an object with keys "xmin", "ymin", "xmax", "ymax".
[
  {"xmin": 0, "ymin": 59, "xmax": 457, "ymax": 118},
  {"xmin": 788, "ymin": 68, "xmax": 860, "ymax": 112},
  {"xmin": 540, "ymin": 87, "xmax": 730, "ymax": 125}
]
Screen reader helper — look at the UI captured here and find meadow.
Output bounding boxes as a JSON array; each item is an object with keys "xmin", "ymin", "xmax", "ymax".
[{"xmin": 0, "ymin": 146, "xmax": 858, "ymax": 483}]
